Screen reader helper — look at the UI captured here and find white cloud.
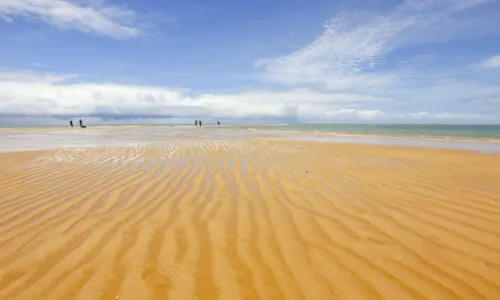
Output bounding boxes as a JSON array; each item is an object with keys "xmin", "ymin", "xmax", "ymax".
[
  {"xmin": 0, "ymin": 69, "xmax": 78, "ymax": 84},
  {"xmin": 1, "ymin": 69, "xmax": 497, "ymax": 124},
  {"xmin": 193, "ymin": 89, "xmax": 393, "ymax": 119},
  {"xmin": 478, "ymin": 56, "xmax": 500, "ymax": 69},
  {"xmin": 408, "ymin": 112, "xmax": 478, "ymax": 119},
  {"xmin": 0, "ymin": 0, "xmax": 140, "ymax": 39},
  {"xmin": 0, "ymin": 69, "xmax": 394, "ymax": 121},
  {"xmin": 254, "ymin": 0, "xmax": 497, "ymax": 91},
  {"xmin": 325, "ymin": 109, "xmax": 384, "ymax": 120}
]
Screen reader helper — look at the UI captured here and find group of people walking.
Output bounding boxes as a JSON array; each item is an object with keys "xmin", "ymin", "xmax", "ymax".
[
  {"xmin": 195, "ymin": 120, "xmax": 220, "ymax": 127},
  {"xmin": 69, "ymin": 119, "xmax": 219, "ymax": 128},
  {"xmin": 69, "ymin": 119, "xmax": 86, "ymax": 128}
]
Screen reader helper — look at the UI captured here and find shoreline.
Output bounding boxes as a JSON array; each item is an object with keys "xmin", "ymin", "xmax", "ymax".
[
  {"xmin": 2, "ymin": 127, "xmax": 500, "ymax": 155},
  {"xmin": 1, "ymin": 124, "xmax": 499, "ymax": 144}
]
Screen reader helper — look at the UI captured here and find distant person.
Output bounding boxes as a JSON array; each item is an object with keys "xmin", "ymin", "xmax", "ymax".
[
  {"xmin": 217, "ymin": 121, "xmax": 220, "ymax": 127},
  {"xmin": 195, "ymin": 120, "xmax": 198, "ymax": 127},
  {"xmin": 199, "ymin": 120, "xmax": 202, "ymax": 127},
  {"xmin": 69, "ymin": 120, "xmax": 73, "ymax": 128},
  {"xmin": 79, "ymin": 119, "xmax": 84, "ymax": 128}
]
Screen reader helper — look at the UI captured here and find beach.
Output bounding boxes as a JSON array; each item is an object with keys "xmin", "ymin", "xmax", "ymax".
[{"xmin": 1, "ymin": 133, "xmax": 500, "ymax": 299}]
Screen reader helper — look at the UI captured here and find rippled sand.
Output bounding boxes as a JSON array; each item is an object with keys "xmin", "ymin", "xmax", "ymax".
[{"xmin": 1, "ymin": 140, "xmax": 500, "ymax": 300}]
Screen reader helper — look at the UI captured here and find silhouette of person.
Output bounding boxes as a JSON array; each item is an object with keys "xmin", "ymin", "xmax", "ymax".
[
  {"xmin": 199, "ymin": 120, "xmax": 202, "ymax": 127},
  {"xmin": 69, "ymin": 120, "xmax": 73, "ymax": 128},
  {"xmin": 79, "ymin": 119, "xmax": 83, "ymax": 128},
  {"xmin": 195, "ymin": 120, "xmax": 198, "ymax": 127},
  {"xmin": 217, "ymin": 121, "xmax": 220, "ymax": 127}
]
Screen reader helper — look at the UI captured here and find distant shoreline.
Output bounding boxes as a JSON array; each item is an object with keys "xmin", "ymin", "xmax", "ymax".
[{"xmin": 1, "ymin": 123, "xmax": 499, "ymax": 143}]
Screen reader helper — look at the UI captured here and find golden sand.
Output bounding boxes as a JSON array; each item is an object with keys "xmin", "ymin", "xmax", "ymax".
[{"xmin": 0, "ymin": 140, "xmax": 499, "ymax": 300}]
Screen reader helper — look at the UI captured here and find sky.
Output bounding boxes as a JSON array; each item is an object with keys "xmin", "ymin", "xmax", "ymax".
[{"xmin": 1, "ymin": 0, "xmax": 500, "ymax": 126}]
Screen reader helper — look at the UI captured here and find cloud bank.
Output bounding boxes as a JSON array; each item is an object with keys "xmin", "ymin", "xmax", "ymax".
[
  {"xmin": 0, "ymin": 69, "xmax": 395, "ymax": 122},
  {"xmin": 1, "ymin": 68, "xmax": 497, "ymax": 124},
  {"xmin": 0, "ymin": 0, "xmax": 140, "ymax": 39}
]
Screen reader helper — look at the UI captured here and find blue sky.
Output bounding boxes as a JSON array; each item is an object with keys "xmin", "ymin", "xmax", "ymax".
[{"xmin": 1, "ymin": 0, "xmax": 500, "ymax": 125}]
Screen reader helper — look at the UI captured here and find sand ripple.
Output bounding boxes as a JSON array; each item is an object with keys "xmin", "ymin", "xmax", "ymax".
[{"xmin": 1, "ymin": 140, "xmax": 500, "ymax": 300}]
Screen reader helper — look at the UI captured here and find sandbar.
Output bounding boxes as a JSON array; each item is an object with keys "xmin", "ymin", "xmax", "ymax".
[{"xmin": 0, "ymin": 140, "xmax": 499, "ymax": 300}]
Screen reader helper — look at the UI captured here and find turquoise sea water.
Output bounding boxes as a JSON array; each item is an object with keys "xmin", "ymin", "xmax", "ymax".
[
  {"xmin": 236, "ymin": 124, "xmax": 500, "ymax": 139},
  {"xmin": 1, "ymin": 123, "xmax": 500, "ymax": 139}
]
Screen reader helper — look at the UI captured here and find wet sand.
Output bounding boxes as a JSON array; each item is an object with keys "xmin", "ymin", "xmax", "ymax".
[
  {"xmin": 0, "ymin": 140, "xmax": 499, "ymax": 300},
  {"xmin": 0, "ymin": 125, "xmax": 173, "ymax": 131}
]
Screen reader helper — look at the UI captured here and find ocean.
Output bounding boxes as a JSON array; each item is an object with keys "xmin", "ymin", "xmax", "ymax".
[
  {"xmin": 236, "ymin": 124, "xmax": 500, "ymax": 140},
  {"xmin": 1, "ymin": 123, "xmax": 499, "ymax": 140}
]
